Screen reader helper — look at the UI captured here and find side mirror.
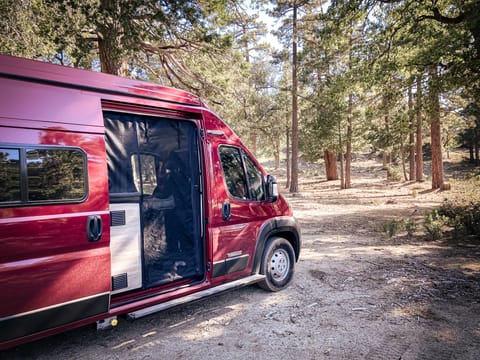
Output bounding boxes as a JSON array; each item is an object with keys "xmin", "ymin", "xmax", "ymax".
[{"xmin": 266, "ymin": 175, "xmax": 278, "ymax": 202}]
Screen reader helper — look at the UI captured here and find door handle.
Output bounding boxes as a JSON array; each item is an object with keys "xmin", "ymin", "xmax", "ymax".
[
  {"xmin": 222, "ymin": 201, "xmax": 231, "ymax": 221},
  {"xmin": 87, "ymin": 215, "xmax": 103, "ymax": 242}
]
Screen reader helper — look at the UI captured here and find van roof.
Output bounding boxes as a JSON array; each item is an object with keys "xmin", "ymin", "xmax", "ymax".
[{"xmin": 0, "ymin": 55, "xmax": 203, "ymax": 106}]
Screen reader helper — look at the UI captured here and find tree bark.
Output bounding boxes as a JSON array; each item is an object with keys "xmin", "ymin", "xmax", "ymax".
[
  {"xmin": 472, "ymin": 127, "xmax": 480, "ymax": 164},
  {"xmin": 415, "ymin": 74, "xmax": 424, "ymax": 182},
  {"xmin": 345, "ymin": 93, "xmax": 353, "ymax": 188},
  {"xmin": 338, "ymin": 120, "xmax": 345, "ymax": 189},
  {"xmin": 429, "ymin": 65, "xmax": 444, "ymax": 189},
  {"xmin": 289, "ymin": 2, "xmax": 299, "ymax": 193},
  {"xmin": 285, "ymin": 123, "xmax": 290, "ymax": 189},
  {"xmin": 242, "ymin": 27, "xmax": 257, "ymax": 158},
  {"xmin": 401, "ymin": 141, "xmax": 408, "ymax": 181},
  {"xmin": 344, "ymin": 28, "xmax": 354, "ymax": 189},
  {"xmin": 274, "ymin": 131, "xmax": 280, "ymax": 170},
  {"xmin": 97, "ymin": 0, "xmax": 128, "ymax": 76},
  {"xmin": 324, "ymin": 149, "xmax": 338, "ymax": 180},
  {"xmin": 475, "ymin": 142, "xmax": 479, "ymax": 164},
  {"xmin": 408, "ymin": 84, "xmax": 416, "ymax": 181},
  {"xmin": 384, "ymin": 114, "xmax": 391, "ymax": 168}
]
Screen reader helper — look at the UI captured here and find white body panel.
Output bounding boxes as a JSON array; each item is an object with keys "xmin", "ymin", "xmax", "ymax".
[{"xmin": 110, "ymin": 203, "xmax": 142, "ymax": 294}]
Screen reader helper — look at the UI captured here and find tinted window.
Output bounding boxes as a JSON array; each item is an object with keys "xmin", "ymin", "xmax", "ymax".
[
  {"xmin": 0, "ymin": 148, "xmax": 21, "ymax": 202},
  {"xmin": 0, "ymin": 146, "xmax": 87, "ymax": 205},
  {"xmin": 26, "ymin": 148, "xmax": 86, "ymax": 201},
  {"xmin": 219, "ymin": 146, "xmax": 265, "ymax": 201},
  {"xmin": 219, "ymin": 147, "xmax": 248, "ymax": 200},
  {"xmin": 243, "ymin": 155, "xmax": 265, "ymax": 201}
]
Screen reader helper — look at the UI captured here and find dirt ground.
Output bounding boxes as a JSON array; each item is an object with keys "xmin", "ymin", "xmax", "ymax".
[{"xmin": 2, "ymin": 154, "xmax": 480, "ymax": 360}]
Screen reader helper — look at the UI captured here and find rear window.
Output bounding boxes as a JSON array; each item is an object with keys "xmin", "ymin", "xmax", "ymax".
[{"xmin": 0, "ymin": 146, "xmax": 87, "ymax": 206}]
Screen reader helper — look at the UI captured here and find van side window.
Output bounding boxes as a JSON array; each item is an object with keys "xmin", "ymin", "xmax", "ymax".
[
  {"xmin": 0, "ymin": 148, "xmax": 21, "ymax": 202},
  {"xmin": 219, "ymin": 146, "xmax": 248, "ymax": 199},
  {"xmin": 219, "ymin": 146, "xmax": 265, "ymax": 201},
  {"xmin": 26, "ymin": 148, "xmax": 86, "ymax": 201},
  {"xmin": 0, "ymin": 146, "xmax": 87, "ymax": 205},
  {"xmin": 243, "ymin": 154, "xmax": 265, "ymax": 201}
]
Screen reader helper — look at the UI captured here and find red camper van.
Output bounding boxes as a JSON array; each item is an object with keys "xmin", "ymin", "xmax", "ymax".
[{"xmin": 0, "ymin": 55, "xmax": 301, "ymax": 349}]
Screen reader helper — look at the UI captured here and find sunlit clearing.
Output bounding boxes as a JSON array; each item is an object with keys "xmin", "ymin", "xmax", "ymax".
[{"xmin": 177, "ymin": 303, "xmax": 245, "ymax": 341}]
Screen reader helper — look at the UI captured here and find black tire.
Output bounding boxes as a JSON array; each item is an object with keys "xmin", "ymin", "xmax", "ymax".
[{"xmin": 258, "ymin": 236, "xmax": 295, "ymax": 292}]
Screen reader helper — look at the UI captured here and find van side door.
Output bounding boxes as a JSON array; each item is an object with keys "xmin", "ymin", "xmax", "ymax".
[{"xmin": 209, "ymin": 144, "xmax": 275, "ymax": 281}]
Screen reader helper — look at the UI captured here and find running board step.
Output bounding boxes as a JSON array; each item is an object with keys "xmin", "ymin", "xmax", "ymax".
[{"xmin": 126, "ymin": 274, "xmax": 265, "ymax": 320}]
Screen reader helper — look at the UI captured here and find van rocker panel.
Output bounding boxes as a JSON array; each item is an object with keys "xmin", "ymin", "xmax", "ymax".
[
  {"xmin": 126, "ymin": 274, "xmax": 265, "ymax": 320},
  {"xmin": 0, "ymin": 293, "xmax": 109, "ymax": 343}
]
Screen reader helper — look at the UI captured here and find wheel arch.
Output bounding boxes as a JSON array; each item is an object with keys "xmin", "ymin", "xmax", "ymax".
[{"xmin": 252, "ymin": 216, "xmax": 301, "ymax": 275}]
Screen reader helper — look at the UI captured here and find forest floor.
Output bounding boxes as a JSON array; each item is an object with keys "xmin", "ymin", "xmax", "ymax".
[{"xmin": 2, "ymin": 151, "xmax": 480, "ymax": 360}]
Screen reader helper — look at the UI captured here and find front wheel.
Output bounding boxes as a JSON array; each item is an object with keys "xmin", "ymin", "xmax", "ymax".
[{"xmin": 258, "ymin": 237, "xmax": 295, "ymax": 292}]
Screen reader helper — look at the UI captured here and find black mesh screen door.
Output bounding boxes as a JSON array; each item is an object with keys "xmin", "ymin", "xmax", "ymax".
[{"xmin": 104, "ymin": 111, "xmax": 203, "ymax": 289}]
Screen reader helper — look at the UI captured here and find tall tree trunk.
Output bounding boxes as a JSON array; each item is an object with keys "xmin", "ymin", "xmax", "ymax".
[
  {"xmin": 429, "ymin": 65, "xmax": 444, "ymax": 189},
  {"xmin": 285, "ymin": 123, "xmax": 290, "ymax": 189},
  {"xmin": 415, "ymin": 74, "xmax": 424, "ymax": 182},
  {"xmin": 274, "ymin": 131, "xmax": 280, "ymax": 170},
  {"xmin": 344, "ymin": 29, "xmax": 354, "ymax": 189},
  {"xmin": 445, "ymin": 131, "xmax": 450, "ymax": 159},
  {"xmin": 338, "ymin": 120, "xmax": 345, "ymax": 189},
  {"xmin": 382, "ymin": 153, "xmax": 388, "ymax": 168},
  {"xmin": 408, "ymin": 83, "xmax": 416, "ymax": 181},
  {"xmin": 289, "ymin": 2, "xmax": 299, "ymax": 193},
  {"xmin": 473, "ymin": 128, "xmax": 480, "ymax": 164},
  {"xmin": 97, "ymin": 0, "xmax": 127, "ymax": 76},
  {"xmin": 384, "ymin": 114, "xmax": 391, "ymax": 168},
  {"xmin": 345, "ymin": 93, "xmax": 353, "ymax": 189},
  {"xmin": 324, "ymin": 149, "xmax": 338, "ymax": 180},
  {"xmin": 401, "ymin": 141, "xmax": 408, "ymax": 181},
  {"xmin": 475, "ymin": 139, "xmax": 480, "ymax": 164},
  {"xmin": 242, "ymin": 25, "xmax": 257, "ymax": 157}
]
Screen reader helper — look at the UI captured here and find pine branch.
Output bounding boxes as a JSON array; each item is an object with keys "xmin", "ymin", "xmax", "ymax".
[{"xmin": 418, "ymin": 6, "xmax": 465, "ymax": 24}]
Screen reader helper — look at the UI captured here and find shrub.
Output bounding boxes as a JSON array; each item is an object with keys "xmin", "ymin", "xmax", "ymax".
[
  {"xmin": 379, "ymin": 218, "xmax": 417, "ymax": 238},
  {"xmin": 438, "ymin": 200, "xmax": 480, "ymax": 236},
  {"xmin": 386, "ymin": 166, "xmax": 402, "ymax": 181},
  {"xmin": 403, "ymin": 218, "xmax": 417, "ymax": 236},
  {"xmin": 382, "ymin": 219, "xmax": 401, "ymax": 238},
  {"xmin": 423, "ymin": 210, "xmax": 449, "ymax": 240},
  {"xmin": 436, "ymin": 177, "xmax": 480, "ymax": 237}
]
